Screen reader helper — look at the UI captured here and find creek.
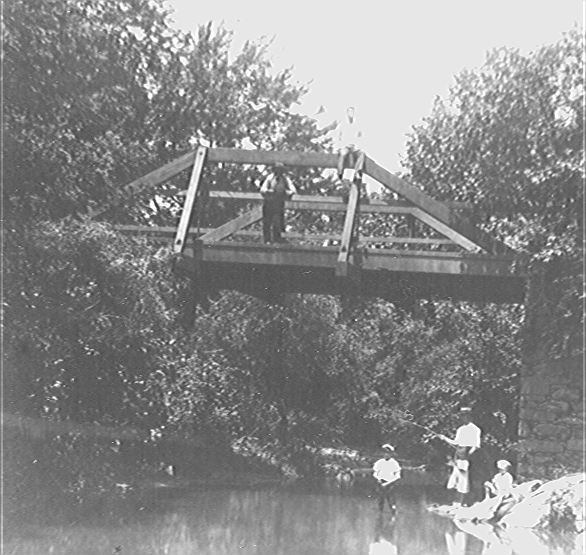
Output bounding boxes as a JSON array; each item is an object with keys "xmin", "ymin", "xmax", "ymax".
[{"xmin": 3, "ymin": 482, "xmax": 578, "ymax": 554}]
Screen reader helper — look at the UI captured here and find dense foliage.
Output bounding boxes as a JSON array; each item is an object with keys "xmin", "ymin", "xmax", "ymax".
[
  {"xmin": 3, "ymin": 0, "xmax": 329, "ymax": 511},
  {"xmin": 402, "ymin": 29, "xmax": 584, "ymax": 356},
  {"xmin": 4, "ymin": 0, "xmax": 580, "ymax": 521},
  {"xmin": 4, "ymin": 0, "xmax": 327, "ymax": 229}
]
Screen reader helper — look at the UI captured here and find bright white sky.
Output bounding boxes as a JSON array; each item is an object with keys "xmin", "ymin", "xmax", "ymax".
[{"xmin": 165, "ymin": 0, "xmax": 582, "ymax": 176}]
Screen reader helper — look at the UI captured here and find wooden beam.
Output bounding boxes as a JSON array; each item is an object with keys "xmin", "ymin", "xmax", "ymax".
[
  {"xmin": 186, "ymin": 241, "xmax": 519, "ymax": 277},
  {"xmin": 207, "ymin": 148, "xmax": 341, "ymax": 168},
  {"xmin": 363, "ymin": 156, "xmax": 515, "ymax": 256},
  {"xmin": 204, "ymin": 191, "xmax": 416, "ymax": 214},
  {"xmin": 85, "ymin": 149, "xmax": 343, "ymax": 220},
  {"xmin": 85, "ymin": 150, "xmax": 198, "ymax": 220},
  {"xmin": 173, "ymin": 145, "xmax": 207, "ymax": 254},
  {"xmin": 114, "ymin": 225, "xmax": 455, "ymax": 245},
  {"xmin": 411, "ymin": 208, "xmax": 483, "ymax": 252},
  {"xmin": 86, "ymin": 144, "xmax": 481, "ymax": 222},
  {"xmin": 162, "ymin": 189, "xmax": 473, "ymax": 210},
  {"xmin": 336, "ymin": 181, "xmax": 361, "ymax": 277},
  {"xmin": 336, "ymin": 153, "xmax": 366, "ymax": 277},
  {"xmin": 196, "ymin": 242, "xmax": 338, "ymax": 269},
  {"xmin": 198, "ymin": 206, "xmax": 263, "ymax": 243}
]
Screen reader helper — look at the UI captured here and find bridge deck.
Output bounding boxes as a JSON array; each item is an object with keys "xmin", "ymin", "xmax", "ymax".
[{"xmin": 174, "ymin": 241, "xmax": 525, "ymax": 304}]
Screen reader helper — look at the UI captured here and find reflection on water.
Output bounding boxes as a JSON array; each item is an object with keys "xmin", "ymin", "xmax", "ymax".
[{"xmin": 4, "ymin": 483, "xmax": 578, "ymax": 555}]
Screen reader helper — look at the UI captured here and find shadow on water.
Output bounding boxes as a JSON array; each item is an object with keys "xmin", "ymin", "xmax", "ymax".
[{"xmin": 3, "ymin": 482, "xmax": 579, "ymax": 555}]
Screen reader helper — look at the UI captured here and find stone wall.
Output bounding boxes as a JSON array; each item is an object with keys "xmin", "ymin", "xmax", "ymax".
[{"xmin": 518, "ymin": 354, "xmax": 584, "ymax": 479}]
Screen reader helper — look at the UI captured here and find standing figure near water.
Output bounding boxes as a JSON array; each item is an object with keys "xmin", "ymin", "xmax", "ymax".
[
  {"xmin": 260, "ymin": 162, "xmax": 297, "ymax": 243},
  {"xmin": 373, "ymin": 444, "xmax": 401, "ymax": 512},
  {"xmin": 440, "ymin": 407, "xmax": 482, "ymax": 507}
]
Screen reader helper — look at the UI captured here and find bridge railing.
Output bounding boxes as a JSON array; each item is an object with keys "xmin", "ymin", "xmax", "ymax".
[
  {"xmin": 176, "ymin": 191, "xmax": 461, "ymax": 249},
  {"xmin": 90, "ymin": 146, "xmax": 514, "ymax": 261}
]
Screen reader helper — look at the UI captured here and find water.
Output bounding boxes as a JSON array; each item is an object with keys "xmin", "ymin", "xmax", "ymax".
[{"xmin": 3, "ymin": 483, "xmax": 578, "ymax": 555}]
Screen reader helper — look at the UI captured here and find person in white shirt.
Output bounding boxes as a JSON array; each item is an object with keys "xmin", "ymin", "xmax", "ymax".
[
  {"xmin": 336, "ymin": 106, "xmax": 364, "ymax": 185},
  {"xmin": 372, "ymin": 444, "xmax": 401, "ymax": 512},
  {"xmin": 484, "ymin": 460, "xmax": 514, "ymax": 499},
  {"xmin": 259, "ymin": 163, "xmax": 297, "ymax": 243},
  {"xmin": 440, "ymin": 407, "xmax": 482, "ymax": 507}
]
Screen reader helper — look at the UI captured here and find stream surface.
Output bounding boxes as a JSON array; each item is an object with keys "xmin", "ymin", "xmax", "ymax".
[{"xmin": 4, "ymin": 482, "xmax": 578, "ymax": 555}]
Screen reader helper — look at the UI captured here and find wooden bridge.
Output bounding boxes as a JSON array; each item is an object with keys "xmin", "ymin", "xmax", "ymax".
[{"xmin": 91, "ymin": 146, "xmax": 526, "ymax": 305}]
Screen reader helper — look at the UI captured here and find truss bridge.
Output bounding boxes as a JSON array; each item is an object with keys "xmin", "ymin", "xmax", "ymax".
[{"xmin": 90, "ymin": 146, "xmax": 526, "ymax": 305}]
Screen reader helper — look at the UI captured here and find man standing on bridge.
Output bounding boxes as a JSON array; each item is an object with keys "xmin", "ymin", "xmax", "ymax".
[
  {"xmin": 336, "ymin": 106, "xmax": 364, "ymax": 186},
  {"xmin": 260, "ymin": 162, "xmax": 297, "ymax": 243}
]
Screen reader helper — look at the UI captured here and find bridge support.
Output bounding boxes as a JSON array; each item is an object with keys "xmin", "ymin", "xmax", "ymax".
[
  {"xmin": 173, "ymin": 144, "xmax": 207, "ymax": 254},
  {"xmin": 517, "ymin": 278, "xmax": 584, "ymax": 479},
  {"xmin": 336, "ymin": 152, "xmax": 365, "ymax": 280}
]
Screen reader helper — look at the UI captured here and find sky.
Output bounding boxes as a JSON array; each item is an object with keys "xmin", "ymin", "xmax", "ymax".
[{"xmin": 165, "ymin": 0, "xmax": 582, "ymax": 176}]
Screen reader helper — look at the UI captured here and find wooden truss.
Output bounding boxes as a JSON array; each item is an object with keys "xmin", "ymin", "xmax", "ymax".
[{"xmin": 89, "ymin": 147, "xmax": 524, "ymax": 303}]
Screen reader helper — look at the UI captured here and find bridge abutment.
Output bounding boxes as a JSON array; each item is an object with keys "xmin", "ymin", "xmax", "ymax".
[
  {"xmin": 518, "ymin": 353, "xmax": 583, "ymax": 479},
  {"xmin": 518, "ymin": 275, "xmax": 584, "ymax": 478}
]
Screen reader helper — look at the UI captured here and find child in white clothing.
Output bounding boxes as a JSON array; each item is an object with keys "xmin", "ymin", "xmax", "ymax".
[{"xmin": 484, "ymin": 459, "xmax": 514, "ymax": 499}]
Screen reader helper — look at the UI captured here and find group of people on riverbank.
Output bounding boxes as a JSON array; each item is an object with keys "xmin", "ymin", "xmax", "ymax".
[{"xmin": 368, "ymin": 406, "xmax": 515, "ymax": 515}]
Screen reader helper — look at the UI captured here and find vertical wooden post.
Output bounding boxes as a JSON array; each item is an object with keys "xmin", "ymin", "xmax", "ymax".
[
  {"xmin": 336, "ymin": 152, "xmax": 364, "ymax": 278},
  {"xmin": 407, "ymin": 214, "xmax": 416, "ymax": 237},
  {"xmin": 406, "ymin": 213, "xmax": 417, "ymax": 250},
  {"xmin": 173, "ymin": 145, "xmax": 208, "ymax": 254}
]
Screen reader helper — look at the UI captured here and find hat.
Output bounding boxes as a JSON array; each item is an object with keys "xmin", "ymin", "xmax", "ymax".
[
  {"xmin": 381, "ymin": 444, "xmax": 395, "ymax": 451},
  {"xmin": 496, "ymin": 460, "xmax": 511, "ymax": 469}
]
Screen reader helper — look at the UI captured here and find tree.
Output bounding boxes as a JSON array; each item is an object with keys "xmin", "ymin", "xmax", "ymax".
[
  {"xmin": 4, "ymin": 0, "xmax": 184, "ymax": 223},
  {"xmin": 4, "ymin": 221, "xmax": 183, "ymax": 425},
  {"xmin": 4, "ymin": 0, "xmax": 328, "ymax": 229},
  {"xmin": 402, "ymin": 29, "xmax": 584, "ymax": 355},
  {"xmin": 4, "ymin": 0, "xmax": 330, "ymax": 419}
]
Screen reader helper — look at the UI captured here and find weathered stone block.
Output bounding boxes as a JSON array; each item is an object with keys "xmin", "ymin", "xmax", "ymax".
[
  {"xmin": 533, "ymin": 423, "xmax": 571, "ymax": 441},
  {"xmin": 543, "ymin": 400, "xmax": 571, "ymax": 414},
  {"xmin": 520, "ymin": 397, "xmax": 546, "ymax": 410},
  {"xmin": 552, "ymin": 356, "xmax": 584, "ymax": 376},
  {"xmin": 520, "ymin": 408, "xmax": 557, "ymax": 422},
  {"xmin": 521, "ymin": 440, "xmax": 563, "ymax": 453},
  {"xmin": 567, "ymin": 439, "xmax": 584, "ymax": 451},
  {"xmin": 564, "ymin": 453, "xmax": 586, "ymax": 472},
  {"xmin": 558, "ymin": 416, "xmax": 584, "ymax": 426},
  {"xmin": 533, "ymin": 455, "xmax": 554, "ymax": 465},
  {"xmin": 518, "ymin": 353, "xmax": 583, "ymax": 478},
  {"xmin": 521, "ymin": 378, "xmax": 551, "ymax": 396},
  {"xmin": 552, "ymin": 387, "xmax": 581, "ymax": 402}
]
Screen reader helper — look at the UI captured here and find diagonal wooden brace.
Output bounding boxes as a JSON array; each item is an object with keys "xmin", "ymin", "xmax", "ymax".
[
  {"xmin": 336, "ymin": 152, "xmax": 365, "ymax": 278},
  {"xmin": 351, "ymin": 150, "xmax": 365, "ymax": 185},
  {"xmin": 363, "ymin": 155, "xmax": 514, "ymax": 256},
  {"xmin": 173, "ymin": 145, "xmax": 208, "ymax": 254},
  {"xmin": 199, "ymin": 205, "xmax": 264, "ymax": 243},
  {"xmin": 336, "ymin": 180, "xmax": 361, "ymax": 278},
  {"xmin": 336, "ymin": 181, "xmax": 360, "ymax": 277}
]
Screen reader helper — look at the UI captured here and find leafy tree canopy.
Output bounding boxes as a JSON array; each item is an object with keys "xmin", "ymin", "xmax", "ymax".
[
  {"xmin": 402, "ymin": 29, "xmax": 584, "ymax": 355},
  {"xmin": 4, "ymin": 0, "xmax": 328, "ymax": 427},
  {"xmin": 4, "ymin": 0, "xmax": 327, "ymax": 227}
]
